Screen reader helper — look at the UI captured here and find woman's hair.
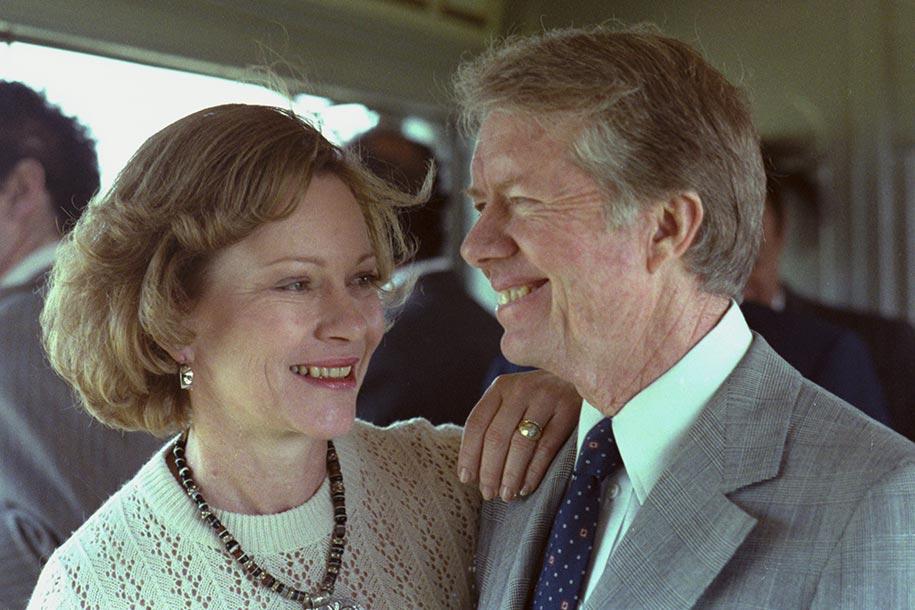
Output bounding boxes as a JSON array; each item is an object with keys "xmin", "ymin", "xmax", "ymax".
[
  {"xmin": 454, "ymin": 24, "xmax": 765, "ymax": 299},
  {"xmin": 41, "ymin": 104, "xmax": 421, "ymax": 436}
]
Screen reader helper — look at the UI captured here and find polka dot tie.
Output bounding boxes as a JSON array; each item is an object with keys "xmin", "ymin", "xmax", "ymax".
[{"xmin": 531, "ymin": 418, "xmax": 620, "ymax": 610}]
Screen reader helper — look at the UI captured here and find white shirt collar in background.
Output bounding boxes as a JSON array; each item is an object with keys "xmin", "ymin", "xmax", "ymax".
[
  {"xmin": 0, "ymin": 242, "xmax": 58, "ymax": 289},
  {"xmin": 390, "ymin": 256, "xmax": 452, "ymax": 288}
]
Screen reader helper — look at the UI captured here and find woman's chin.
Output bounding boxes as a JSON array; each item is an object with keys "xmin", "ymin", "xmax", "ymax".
[{"xmin": 293, "ymin": 408, "xmax": 357, "ymax": 441}]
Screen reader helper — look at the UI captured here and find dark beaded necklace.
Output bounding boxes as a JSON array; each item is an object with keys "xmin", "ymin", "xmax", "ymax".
[{"xmin": 170, "ymin": 432, "xmax": 348, "ymax": 609}]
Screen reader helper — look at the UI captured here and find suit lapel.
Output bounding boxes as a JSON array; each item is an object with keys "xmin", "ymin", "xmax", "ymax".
[
  {"xmin": 584, "ymin": 337, "xmax": 800, "ymax": 609},
  {"xmin": 479, "ymin": 431, "xmax": 577, "ymax": 609}
]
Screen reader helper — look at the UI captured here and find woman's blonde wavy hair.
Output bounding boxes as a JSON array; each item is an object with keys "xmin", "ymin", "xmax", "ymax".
[{"xmin": 41, "ymin": 104, "xmax": 420, "ymax": 436}]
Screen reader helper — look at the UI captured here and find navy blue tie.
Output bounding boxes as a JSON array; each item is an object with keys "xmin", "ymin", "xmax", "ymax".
[{"xmin": 531, "ymin": 418, "xmax": 621, "ymax": 610}]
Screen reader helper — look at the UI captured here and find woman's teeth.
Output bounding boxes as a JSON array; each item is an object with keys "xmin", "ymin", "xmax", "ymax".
[
  {"xmin": 290, "ymin": 365, "xmax": 353, "ymax": 379},
  {"xmin": 497, "ymin": 285, "xmax": 532, "ymax": 305}
]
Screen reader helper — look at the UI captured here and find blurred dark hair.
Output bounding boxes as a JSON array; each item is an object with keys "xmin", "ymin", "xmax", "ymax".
[
  {"xmin": 350, "ymin": 127, "xmax": 447, "ymax": 261},
  {"xmin": 761, "ymin": 139, "xmax": 820, "ymax": 232},
  {"xmin": 0, "ymin": 81, "xmax": 100, "ymax": 231}
]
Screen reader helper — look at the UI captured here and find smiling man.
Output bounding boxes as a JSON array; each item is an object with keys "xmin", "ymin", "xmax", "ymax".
[{"xmin": 456, "ymin": 25, "xmax": 915, "ymax": 609}]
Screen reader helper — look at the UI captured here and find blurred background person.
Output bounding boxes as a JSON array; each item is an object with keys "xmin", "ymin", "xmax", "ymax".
[
  {"xmin": 744, "ymin": 158, "xmax": 912, "ymax": 439},
  {"xmin": 0, "ymin": 80, "xmax": 159, "ymax": 608},
  {"xmin": 351, "ymin": 126, "xmax": 502, "ymax": 426}
]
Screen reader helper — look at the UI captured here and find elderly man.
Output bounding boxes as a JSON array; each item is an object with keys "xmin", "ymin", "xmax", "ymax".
[{"xmin": 457, "ymin": 26, "xmax": 914, "ymax": 609}]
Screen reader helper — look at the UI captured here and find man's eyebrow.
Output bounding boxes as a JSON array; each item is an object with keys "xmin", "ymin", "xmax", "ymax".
[{"xmin": 464, "ymin": 176, "xmax": 521, "ymax": 200}]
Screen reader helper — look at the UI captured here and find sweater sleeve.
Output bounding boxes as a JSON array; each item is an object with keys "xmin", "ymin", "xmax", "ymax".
[{"xmin": 26, "ymin": 549, "xmax": 84, "ymax": 610}]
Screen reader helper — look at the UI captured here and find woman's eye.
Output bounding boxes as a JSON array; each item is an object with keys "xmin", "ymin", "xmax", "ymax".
[{"xmin": 354, "ymin": 272, "xmax": 380, "ymax": 288}]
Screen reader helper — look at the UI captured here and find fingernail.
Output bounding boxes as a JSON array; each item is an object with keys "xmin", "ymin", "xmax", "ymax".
[
  {"xmin": 459, "ymin": 468, "xmax": 470, "ymax": 484},
  {"xmin": 481, "ymin": 486, "xmax": 494, "ymax": 501},
  {"xmin": 500, "ymin": 486, "xmax": 513, "ymax": 502},
  {"xmin": 518, "ymin": 486, "xmax": 530, "ymax": 497}
]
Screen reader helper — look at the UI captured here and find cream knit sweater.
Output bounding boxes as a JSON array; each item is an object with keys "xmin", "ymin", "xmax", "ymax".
[{"xmin": 28, "ymin": 419, "xmax": 480, "ymax": 609}]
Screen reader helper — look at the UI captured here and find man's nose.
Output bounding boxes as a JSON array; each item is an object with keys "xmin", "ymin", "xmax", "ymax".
[{"xmin": 460, "ymin": 203, "xmax": 516, "ymax": 269}]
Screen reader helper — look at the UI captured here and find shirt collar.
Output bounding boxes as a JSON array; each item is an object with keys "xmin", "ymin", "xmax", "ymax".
[
  {"xmin": 770, "ymin": 288, "xmax": 786, "ymax": 312},
  {"xmin": 0, "ymin": 242, "xmax": 58, "ymax": 289},
  {"xmin": 576, "ymin": 300, "xmax": 752, "ymax": 504},
  {"xmin": 390, "ymin": 256, "xmax": 452, "ymax": 287}
]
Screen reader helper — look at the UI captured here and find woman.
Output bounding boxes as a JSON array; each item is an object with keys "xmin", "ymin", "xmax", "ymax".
[{"xmin": 28, "ymin": 104, "xmax": 574, "ymax": 609}]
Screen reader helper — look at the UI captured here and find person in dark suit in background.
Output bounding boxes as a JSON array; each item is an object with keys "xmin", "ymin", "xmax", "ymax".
[
  {"xmin": 740, "ymin": 301, "xmax": 889, "ymax": 424},
  {"xmin": 0, "ymin": 81, "xmax": 160, "ymax": 608},
  {"xmin": 744, "ymin": 170, "xmax": 913, "ymax": 439},
  {"xmin": 351, "ymin": 127, "xmax": 502, "ymax": 425},
  {"xmin": 783, "ymin": 290, "xmax": 915, "ymax": 439}
]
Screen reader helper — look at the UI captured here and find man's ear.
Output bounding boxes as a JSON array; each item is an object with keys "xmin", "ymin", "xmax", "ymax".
[
  {"xmin": 646, "ymin": 191, "xmax": 704, "ymax": 274},
  {"xmin": 3, "ymin": 158, "xmax": 50, "ymax": 222}
]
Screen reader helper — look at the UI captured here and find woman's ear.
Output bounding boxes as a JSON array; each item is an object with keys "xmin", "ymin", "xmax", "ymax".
[
  {"xmin": 165, "ymin": 346, "xmax": 195, "ymax": 366},
  {"xmin": 646, "ymin": 191, "xmax": 704, "ymax": 274}
]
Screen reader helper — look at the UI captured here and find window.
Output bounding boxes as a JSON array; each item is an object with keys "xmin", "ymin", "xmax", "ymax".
[{"xmin": 0, "ymin": 42, "xmax": 379, "ymax": 191}]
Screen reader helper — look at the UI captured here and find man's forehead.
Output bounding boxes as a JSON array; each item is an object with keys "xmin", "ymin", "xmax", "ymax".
[
  {"xmin": 474, "ymin": 111, "xmax": 555, "ymax": 155},
  {"xmin": 471, "ymin": 114, "xmax": 562, "ymax": 176},
  {"xmin": 468, "ymin": 112, "xmax": 597, "ymax": 199}
]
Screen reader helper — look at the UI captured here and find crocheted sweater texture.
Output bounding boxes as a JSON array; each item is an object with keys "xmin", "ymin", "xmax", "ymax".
[{"xmin": 28, "ymin": 419, "xmax": 480, "ymax": 609}]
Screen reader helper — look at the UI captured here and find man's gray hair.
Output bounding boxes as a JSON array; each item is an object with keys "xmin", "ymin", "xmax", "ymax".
[{"xmin": 453, "ymin": 24, "xmax": 766, "ymax": 299}]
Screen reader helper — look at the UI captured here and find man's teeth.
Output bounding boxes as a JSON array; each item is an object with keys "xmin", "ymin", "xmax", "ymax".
[
  {"xmin": 290, "ymin": 365, "xmax": 353, "ymax": 379},
  {"xmin": 497, "ymin": 285, "xmax": 532, "ymax": 305}
]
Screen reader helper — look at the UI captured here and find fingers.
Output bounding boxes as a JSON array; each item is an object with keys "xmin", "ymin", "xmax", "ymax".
[
  {"xmin": 460, "ymin": 370, "xmax": 583, "ymax": 503},
  {"xmin": 480, "ymin": 396, "xmax": 554, "ymax": 502},
  {"xmin": 496, "ymin": 408, "xmax": 554, "ymax": 501},
  {"xmin": 519, "ymin": 400, "xmax": 580, "ymax": 496},
  {"xmin": 485, "ymin": 370, "xmax": 582, "ymax": 502},
  {"xmin": 457, "ymin": 379, "xmax": 504, "ymax": 487}
]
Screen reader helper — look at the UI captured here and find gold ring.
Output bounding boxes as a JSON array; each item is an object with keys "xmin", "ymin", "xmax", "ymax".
[{"xmin": 517, "ymin": 419, "xmax": 543, "ymax": 441}]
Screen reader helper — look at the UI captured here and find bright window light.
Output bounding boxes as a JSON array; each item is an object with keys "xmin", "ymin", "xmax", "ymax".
[
  {"xmin": 401, "ymin": 116, "xmax": 438, "ymax": 146},
  {"xmin": 308, "ymin": 101, "xmax": 380, "ymax": 145},
  {"xmin": 0, "ymin": 42, "xmax": 379, "ymax": 190}
]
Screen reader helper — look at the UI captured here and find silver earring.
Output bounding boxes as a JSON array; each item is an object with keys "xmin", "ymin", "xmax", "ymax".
[{"xmin": 179, "ymin": 364, "xmax": 194, "ymax": 390}]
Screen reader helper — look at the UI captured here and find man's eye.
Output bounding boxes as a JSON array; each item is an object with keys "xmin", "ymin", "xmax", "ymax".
[{"xmin": 281, "ymin": 280, "xmax": 309, "ymax": 292}]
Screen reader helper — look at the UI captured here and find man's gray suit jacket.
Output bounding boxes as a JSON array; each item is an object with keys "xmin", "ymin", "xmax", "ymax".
[
  {"xmin": 0, "ymin": 269, "xmax": 160, "ymax": 608},
  {"xmin": 474, "ymin": 335, "xmax": 915, "ymax": 609}
]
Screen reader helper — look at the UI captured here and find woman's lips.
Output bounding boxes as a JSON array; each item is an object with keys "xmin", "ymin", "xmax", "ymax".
[{"xmin": 289, "ymin": 359, "xmax": 359, "ymax": 390}]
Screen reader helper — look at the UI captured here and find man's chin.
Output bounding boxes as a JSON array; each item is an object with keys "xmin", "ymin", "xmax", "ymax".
[{"xmin": 500, "ymin": 337, "xmax": 544, "ymax": 369}]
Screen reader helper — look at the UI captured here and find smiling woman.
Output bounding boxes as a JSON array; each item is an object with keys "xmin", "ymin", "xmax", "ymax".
[{"xmin": 29, "ymin": 103, "xmax": 579, "ymax": 609}]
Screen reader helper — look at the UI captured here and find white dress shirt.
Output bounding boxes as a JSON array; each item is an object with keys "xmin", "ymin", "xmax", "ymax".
[
  {"xmin": 579, "ymin": 301, "xmax": 753, "ymax": 603},
  {"xmin": 0, "ymin": 242, "xmax": 57, "ymax": 289}
]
